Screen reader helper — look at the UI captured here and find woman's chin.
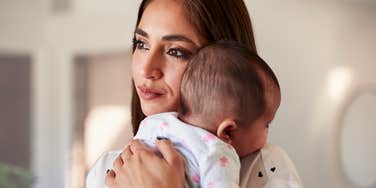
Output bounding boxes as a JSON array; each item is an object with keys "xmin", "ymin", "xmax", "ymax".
[
  {"xmin": 140, "ymin": 97, "xmax": 179, "ymax": 116},
  {"xmin": 141, "ymin": 105, "xmax": 171, "ymax": 116}
]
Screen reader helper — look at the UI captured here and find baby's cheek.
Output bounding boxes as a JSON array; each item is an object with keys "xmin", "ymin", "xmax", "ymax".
[
  {"xmin": 233, "ymin": 137, "xmax": 252, "ymax": 157},
  {"xmin": 249, "ymin": 130, "xmax": 268, "ymax": 153},
  {"xmin": 258, "ymin": 130, "xmax": 268, "ymax": 147}
]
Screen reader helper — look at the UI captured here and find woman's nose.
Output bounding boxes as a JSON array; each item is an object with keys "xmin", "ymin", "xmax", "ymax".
[
  {"xmin": 143, "ymin": 68, "xmax": 162, "ymax": 80},
  {"xmin": 140, "ymin": 51, "xmax": 163, "ymax": 80}
]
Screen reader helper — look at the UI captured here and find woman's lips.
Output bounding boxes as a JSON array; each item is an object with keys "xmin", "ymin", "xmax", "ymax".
[{"xmin": 137, "ymin": 86, "xmax": 164, "ymax": 100}]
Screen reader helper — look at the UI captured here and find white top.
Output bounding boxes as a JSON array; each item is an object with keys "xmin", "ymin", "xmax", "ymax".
[{"xmin": 239, "ymin": 144, "xmax": 303, "ymax": 188}]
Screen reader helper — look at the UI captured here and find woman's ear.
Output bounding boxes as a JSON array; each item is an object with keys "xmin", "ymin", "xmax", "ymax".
[{"xmin": 216, "ymin": 119, "xmax": 237, "ymax": 144}]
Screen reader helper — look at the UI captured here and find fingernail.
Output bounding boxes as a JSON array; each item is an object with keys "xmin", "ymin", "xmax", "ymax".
[
  {"xmin": 106, "ymin": 169, "xmax": 110, "ymax": 174},
  {"xmin": 156, "ymin": 136, "xmax": 169, "ymax": 141}
]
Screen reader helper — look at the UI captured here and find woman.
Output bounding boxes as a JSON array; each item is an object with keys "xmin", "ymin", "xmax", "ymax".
[{"xmin": 87, "ymin": 0, "xmax": 303, "ymax": 187}]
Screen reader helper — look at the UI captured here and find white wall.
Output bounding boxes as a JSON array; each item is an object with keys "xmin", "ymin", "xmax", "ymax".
[
  {"xmin": 1, "ymin": 0, "xmax": 375, "ymax": 187},
  {"xmin": 1, "ymin": 0, "xmax": 140, "ymax": 187},
  {"xmin": 0, "ymin": 0, "xmax": 46, "ymax": 51},
  {"xmin": 246, "ymin": 0, "xmax": 376, "ymax": 187}
]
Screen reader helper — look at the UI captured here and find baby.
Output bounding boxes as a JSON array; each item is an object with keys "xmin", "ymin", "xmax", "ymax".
[{"xmin": 134, "ymin": 40, "xmax": 281, "ymax": 188}]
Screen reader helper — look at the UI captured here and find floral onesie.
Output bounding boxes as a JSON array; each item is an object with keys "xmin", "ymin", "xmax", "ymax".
[{"xmin": 134, "ymin": 112, "xmax": 240, "ymax": 188}]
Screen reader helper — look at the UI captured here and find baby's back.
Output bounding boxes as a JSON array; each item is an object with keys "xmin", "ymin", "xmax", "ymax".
[{"xmin": 135, "ymin": 112, "xmax": 240, "ymax": 188}]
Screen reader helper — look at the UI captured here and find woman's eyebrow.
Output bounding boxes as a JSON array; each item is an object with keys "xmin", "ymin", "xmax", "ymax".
[
  {"xmin": 135, "ymin": 28, "xmax": 148, "ymax": 37},
  {"xmin": 135, "ymin": 27, "xmax": 196, "ymax": 45},
  {"xmin": 162, "ymin": 35, "xmax": 195, "ymax": 44}
]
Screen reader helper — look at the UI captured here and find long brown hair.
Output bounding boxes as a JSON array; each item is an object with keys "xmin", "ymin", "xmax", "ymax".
[{"xmin": 131, "ymin": 0, "xmax": 257, "ymax": 135}]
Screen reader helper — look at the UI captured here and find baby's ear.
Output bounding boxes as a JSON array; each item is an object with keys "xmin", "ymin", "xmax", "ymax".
[{"xmin": 217, "ymin": 119, "xmax": 237, "ymax": 144}]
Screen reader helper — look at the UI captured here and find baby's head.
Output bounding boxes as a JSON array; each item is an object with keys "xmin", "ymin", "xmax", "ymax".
[{"xmin": 179, "ymin": 40, "xmax": 281, "ymax": 157}]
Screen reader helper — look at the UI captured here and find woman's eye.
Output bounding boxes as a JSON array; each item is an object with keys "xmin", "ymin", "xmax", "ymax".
[
  {"xmin": 167, "ymin": 48, "xmax": 192, "ymax": 59},
  {"xmin": 133, "ymin": 39, "xmax": 148, "ymax": 50}
]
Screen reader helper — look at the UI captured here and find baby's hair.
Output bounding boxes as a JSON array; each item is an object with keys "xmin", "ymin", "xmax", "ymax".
[{"xmin": 179, "ymin": 40, "xmax": 279, "ymax": 128}]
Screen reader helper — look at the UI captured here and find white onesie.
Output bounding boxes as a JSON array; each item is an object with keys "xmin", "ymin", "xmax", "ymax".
[{"xmin": 133, "ymin": 112, "xmax": 240, "ymax": 188}]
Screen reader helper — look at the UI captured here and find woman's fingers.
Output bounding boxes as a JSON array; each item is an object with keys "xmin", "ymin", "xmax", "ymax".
[
  {"xmin": 113, "ymin": 155, "xmax": 124, "ymax": 173},
  {"xmin": 129, "ymin": 139, "xmax": 149, "ymax": 156},
  {"xmin": 104, "ymin": 139, "xmax": 185, "ymax": 188},
  {"xmin": 130, "ymin": 139, "xmax": 147, "ymax": 150},
  {"xmin": 155, "ymin": 139, "xmax": 184, "ymax": 166},
  {"xmin": 105, "ymin": 169, "xmax": 116, "ymax": 187},
  {"xmin": 120, "ymin": 145, "xmax": 132, "ymax": 162}
]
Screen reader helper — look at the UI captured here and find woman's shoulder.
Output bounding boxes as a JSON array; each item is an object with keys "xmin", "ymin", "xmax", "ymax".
[
  {"xmin": 239, "ymin": 144, "xmax": 303, "ymax": 188},
  {"xmin": 86, "ymin": 149, "xmax": 122, "ymax": 188}
]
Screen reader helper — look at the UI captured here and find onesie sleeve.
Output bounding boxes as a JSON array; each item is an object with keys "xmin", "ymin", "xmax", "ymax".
[{"xmin": 199, "ymin": 144, "xmax": 240, "ymax": 188}]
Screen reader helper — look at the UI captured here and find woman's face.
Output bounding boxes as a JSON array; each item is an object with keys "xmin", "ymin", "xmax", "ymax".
[{"xmin": 132, "ymin": 0, "xmax": 205, "ymax": 116}]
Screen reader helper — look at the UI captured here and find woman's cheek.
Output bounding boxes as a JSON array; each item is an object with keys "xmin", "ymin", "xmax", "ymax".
[
  {"xmin": 169, "ymin": 67, "xmax": 186, "ymax": 91},
  {"xmin": 131, "ymin": 57, "xmax": 142, "ymax": 82}
]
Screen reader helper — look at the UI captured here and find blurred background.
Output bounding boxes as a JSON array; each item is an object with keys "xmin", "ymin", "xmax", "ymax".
[{"xmin": 0, "ymin": 0, "xmax": 375, "ymax": 188}]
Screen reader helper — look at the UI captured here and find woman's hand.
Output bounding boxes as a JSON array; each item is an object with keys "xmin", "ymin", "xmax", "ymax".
[{"xmin": 105, "ymin": 139, "xmax": 185, "ymax": 188}]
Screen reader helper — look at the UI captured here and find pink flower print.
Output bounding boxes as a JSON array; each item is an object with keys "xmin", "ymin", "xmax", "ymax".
[
  {"xmin": 219, "ymin": 156, "xmax": 229, "ymax": 167},
  {"xmin": 206, "ymin": 182, "xmax": 214, "ymax": 188},
  {"xmin": 227, "ymin": 144, "xmax": 233, "ymax": 149},
  {"xmin": 159, "ymin": 121, "xmax": 169, "ymax": 130},
  {"xmin": 192, "ymin": 173, "xmax": 200, "ymax": 184},
  {"xmin": 202, "ymin": 133, "xmax": 216, "ymax": 142},
  {"xmin": 161, "ymin": 121, "xmax": 169, "ymax": 127}
]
